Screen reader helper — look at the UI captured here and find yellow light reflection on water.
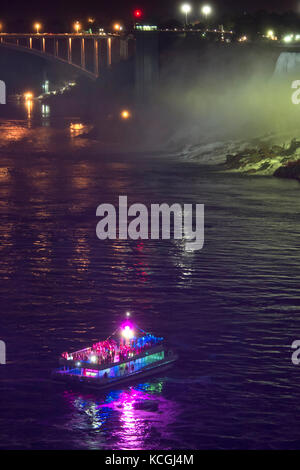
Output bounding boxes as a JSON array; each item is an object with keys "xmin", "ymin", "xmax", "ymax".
[
  {"xmin": 23, "ymin": 92, "xmax": 34, "ymax": 121},
  {"xmin": 0, "ymin": 167, "xmax": 10, "ymax": 183},
  {"xmin": 26, "ymin": 99, "xmax": 33, "ymax": 120},
  {"xmin": 70, "ymin": 122, "xmax": 86, "ymax": 138},
  {"xmin": 70, "ymin": 123, "xmax": 84, "ymax": 131},
  {"xmin": 72, "ymin": 228, "xmax": 91, "ymax": 273},
  {"xmin": 71, "ymin": 161, "xmax": 93, "ymax": 189},
  {"xmin": 0, "ymin": 123, "xmax": 28, "ymax": 144},
  {"xmin": 32, "ymin": 232, "xmax": 53, "ymax": 277}
]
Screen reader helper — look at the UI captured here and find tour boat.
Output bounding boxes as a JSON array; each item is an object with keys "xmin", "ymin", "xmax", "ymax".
[{"xmin": 52, "ymin": 315, "xmax": 177, "ymax": 389}]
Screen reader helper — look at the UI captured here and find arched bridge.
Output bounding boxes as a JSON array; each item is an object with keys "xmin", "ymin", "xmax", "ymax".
[{"xmin": 0, "ymin": 33, "xmax": 132, "ymax": 80}]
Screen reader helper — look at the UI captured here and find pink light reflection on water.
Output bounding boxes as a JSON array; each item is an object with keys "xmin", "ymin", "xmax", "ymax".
[{"xmin": 63, "ymin": 382, "xmax": 179, "ymax": 450}]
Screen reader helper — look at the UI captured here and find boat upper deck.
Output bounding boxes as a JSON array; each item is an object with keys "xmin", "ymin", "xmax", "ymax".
[
  {"xmin": 60, "ymin": 321, "xmax": 164, "ymax": 371},
  {"xmin": 60, "ymin": 343, "xmax": 165, "ymax": 371}
]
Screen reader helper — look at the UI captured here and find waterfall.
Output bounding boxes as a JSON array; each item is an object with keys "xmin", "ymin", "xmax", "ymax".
[{"xmin": 274, "ymin": 52, "xmax": 300, "ymax": 76}]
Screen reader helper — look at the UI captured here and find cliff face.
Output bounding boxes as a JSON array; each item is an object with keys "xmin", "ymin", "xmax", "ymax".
[{"xmin": 225, "ymin": 139, "xmax": 300, "ymax": 180}]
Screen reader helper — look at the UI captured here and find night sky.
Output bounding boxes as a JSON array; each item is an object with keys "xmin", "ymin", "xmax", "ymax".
[{"xmin": 1, "ymin": 0, "xmax": 299, "ymax": 30}]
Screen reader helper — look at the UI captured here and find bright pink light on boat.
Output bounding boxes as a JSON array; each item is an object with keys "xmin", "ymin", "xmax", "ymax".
[{"xmin": 121, "ymin": 322, "xmax": 134, "ymax": 340}]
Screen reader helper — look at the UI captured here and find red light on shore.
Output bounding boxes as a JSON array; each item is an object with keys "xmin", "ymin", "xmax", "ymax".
[{"xmin": 133, "ymin": 9, "xmax": 143, "ymax": 19}]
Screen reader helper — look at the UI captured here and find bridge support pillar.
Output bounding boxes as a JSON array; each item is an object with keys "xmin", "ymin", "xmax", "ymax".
[
  {"xmin": 107, "ymin": 37, "xmax": 112, "ymax": 67},
  {"xmin": 81, "ymin": 38, "xmax": 85, "ymax": 68},
  {"xmin": 68, "ymin": 37, "xmax": 72, "ymax": 63},
  {"xmin": 42, "ymin": 37, "xmax": 45, "ymax": 53},
  {"xmin": 120, "ymin": 39, "xmax": 128, "ymax": 60},
  {"xmin": 28, "ymin": 37, "xmax": 32, "ymax": 49},
  {"xmin": 135, "ymin": 31, "xmax": 159, "ymax": 102},
  {"xmin": 54, "ymin": 39, "xmax": 58, "ymax": 56},
  {"xmin": 94, "ymin": 39, "xmax": 99, "ymax": 76}
]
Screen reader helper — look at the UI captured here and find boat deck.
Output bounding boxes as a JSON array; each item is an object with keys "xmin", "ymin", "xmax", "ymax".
[{"xmin": 53, "ymin": 353, "xmax": 177, "ymax": 388}]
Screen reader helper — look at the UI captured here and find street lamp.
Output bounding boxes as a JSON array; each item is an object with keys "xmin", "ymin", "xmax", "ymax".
[
  {"xmin": 201, "ymin": 5, "xmax": 212, "ymax": 21},
  {"xmin": 267, "ymin": 30, "xmax": 275, "ymax": 40},
  {"xmin": 113, "ymin": 23, "xmax": 123, "ymax": 32},
  {"xmin": 24, "ymin": 92, "xmax": 33, "ymax": 101},
  {"xmin": 181, "ymin": 4, "xmax": 192, "ymax": 27},
  {"xmin": 34, "ymin": 23, "xmax": 41, "ymax": 34},
  {"xmin": 121, "ymin": 109, "xmax": 130, "ymax": 119},
  {"xmin": 74, "ymin": 21, "xmax": 81, "ymax": 34}
]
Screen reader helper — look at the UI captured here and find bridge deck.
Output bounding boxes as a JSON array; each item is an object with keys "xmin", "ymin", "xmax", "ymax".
[{"xmin": 0, "ymin": 33, "xmax": 116, "ymax": 38}]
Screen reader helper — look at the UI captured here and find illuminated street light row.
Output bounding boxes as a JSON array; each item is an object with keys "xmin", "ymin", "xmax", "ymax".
[
  {"xmin": 30, "ymin": 21, "xmax": 124, "ymax": 34},
  {"xmin": 181, "ymin": 4, "xmax": 212, "ymax": 25},
  {"xmin": 30, "ymin": 10, "xmax": 143, "ymax": 35},
  {"xmin": 31, "ymin": 21, "xmax": 82, "ymax": 34},
  {"xmin": 6, "ymin": 6, "xmax": 210, "ymax": 35}
]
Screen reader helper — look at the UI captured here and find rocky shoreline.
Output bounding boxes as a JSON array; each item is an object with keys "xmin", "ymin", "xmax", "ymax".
[{"xmin": 224, "ymin": 139, "xmax": 300, "ymax": 181}]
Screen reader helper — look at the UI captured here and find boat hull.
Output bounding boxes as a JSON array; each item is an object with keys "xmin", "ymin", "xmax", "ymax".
[{"xmin": 52, "ymin": 353, "xmax": 177, "ymax": 390}]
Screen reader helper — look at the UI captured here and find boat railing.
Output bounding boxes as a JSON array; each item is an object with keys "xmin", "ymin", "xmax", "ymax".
[{"xmin": 59, "ymin": 343, "xmax": 165, "ymax": 371}]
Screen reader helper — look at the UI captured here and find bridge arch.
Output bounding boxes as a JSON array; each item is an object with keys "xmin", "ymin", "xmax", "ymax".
[
  {"xmin": 0, "ymin": 40, "xmax": 98, "ymax": 80},
  {"xmin": 0, "ymin": 33, "xmax": 131, "ymax": 82}
]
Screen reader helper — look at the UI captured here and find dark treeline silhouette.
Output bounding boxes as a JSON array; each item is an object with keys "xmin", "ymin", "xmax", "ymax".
[{"xmin": 221, "ymin": 11, "xmax": 300, "ymax": 38}]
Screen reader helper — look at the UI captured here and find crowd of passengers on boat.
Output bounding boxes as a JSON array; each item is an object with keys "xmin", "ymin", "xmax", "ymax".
[{"xmin": 61, "ymin": 334, "xmax": 163, "ymax": 365}]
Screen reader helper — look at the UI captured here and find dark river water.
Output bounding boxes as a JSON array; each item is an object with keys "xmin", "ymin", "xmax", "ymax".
[{"xmin": 1, "ymin": 102, "xmax": 300, "ymax": 450}]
